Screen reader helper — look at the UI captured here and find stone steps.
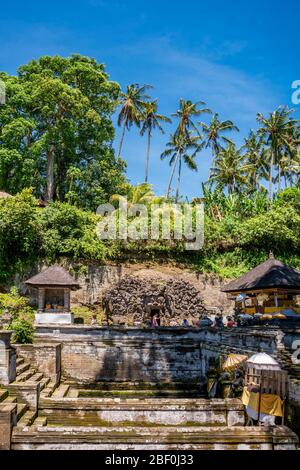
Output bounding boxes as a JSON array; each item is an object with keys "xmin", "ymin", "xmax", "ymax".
[
  {"xmin": 2, "ymin": 395, "xmax": 17, "ymax": 404},
  {"xmin": 17, "ymin": 403, "xmax": 28, "ymax": 421},
  {"xmin": 77, "ymin": 389, "xmax": 206, "ymax": 399},
  {"xmin": 41, "ymin": 382, "xmax": 58, "ymax": 398},
  {"xmin": 70, "ymin": 381, "xmax": 203, "ymax": 392},
  {"xmin": 39, "ymin": 377, "xmax": 51, "ymax": 391},
  {"xmin": 16, "ymin": 357, "xmax": 25, "ymax": 367},
  {"xmin": 11, "ymin": 425, "xmax": 299, "ymax": 450},
  {"xmin": 30, "ymin": 372, "xmax": 44, "ymax": 383},
  {"xmin": 17, "ymin": 410, "xmax": 37, "ymax": 428},
  {"xmin": 32, "ymin": 416, "xmax": 48, "ymax": 427},
  {"xmin": 52, "ymin": 384, "xmax": 70, "ymax": 398},
  {"xmin": 0, "ymin": 389, "xmax": 9, "ymax": 402},
  {"xmin": 16, "ymin": 362, "xmax": 30, "ymax": 375},
  {"xmin": 38, "ymin": 397, "xmax": 245, "ymax": 427},
  {"xmin": 15, "ymin": 369, "xmax": 36, "ymax": 383}
]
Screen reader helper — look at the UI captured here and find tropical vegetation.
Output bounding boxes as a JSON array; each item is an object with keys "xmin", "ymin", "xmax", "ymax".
[{"xmin": 0, "ymin": 54, "xmax": 300, "ymax": 285}]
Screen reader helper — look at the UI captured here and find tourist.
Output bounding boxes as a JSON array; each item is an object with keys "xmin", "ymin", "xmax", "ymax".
[
  {"xmin": 91, "ymin": 315, "xmax": 98, "ymax": 326},
  {"xmin": 151, "ymin": 315, "xmax": 159, "ymax": 328},
  {"xmin": 214, "ymin": 314, "xmax": 224, "ymax": 328},
  {"xmin": 199, "ymin": 315, "xmax": 213, "ymax": 328},
  {"xmin": 182, "ymin": 318, "xmax": 189, "ymax": 327},
  {"xmin": 227, "ymin": 317, "xmax": 237, "ymax": 328}
]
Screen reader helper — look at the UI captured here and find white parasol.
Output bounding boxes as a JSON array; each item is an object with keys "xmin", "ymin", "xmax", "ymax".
[{"xmin": 246, "ymin": 353, "xmax": 281, "ymax": 371}]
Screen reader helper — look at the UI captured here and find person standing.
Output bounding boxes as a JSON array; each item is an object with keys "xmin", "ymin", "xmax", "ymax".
[
  {"xmin": 214, "ymin": 314, "xmax": 224, "ymax": 328},
  {"xmin": 151, "ymin": 315, "xmax": 159, "ymax": 328}
]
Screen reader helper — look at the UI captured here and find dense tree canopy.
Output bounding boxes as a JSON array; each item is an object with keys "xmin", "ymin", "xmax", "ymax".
[{"xmin": 0, "ymin": 55, "xmax": 126, "ymax": 209}]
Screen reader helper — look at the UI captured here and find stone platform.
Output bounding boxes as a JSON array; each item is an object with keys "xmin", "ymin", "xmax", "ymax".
[{"xmin": 11, "ymin": 425, "xmax": 298, "ymax": 450}]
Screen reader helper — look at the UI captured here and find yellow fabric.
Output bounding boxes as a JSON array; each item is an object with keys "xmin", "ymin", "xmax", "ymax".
[{"xmin": 242, "ymin": 387, "xmax": 283, "ymax": 417}]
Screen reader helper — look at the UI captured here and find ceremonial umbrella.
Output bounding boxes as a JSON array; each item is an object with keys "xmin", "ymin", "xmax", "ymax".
[{"xmin": 223, "ymin": 354, "xmax": 248, "ymax": 371}]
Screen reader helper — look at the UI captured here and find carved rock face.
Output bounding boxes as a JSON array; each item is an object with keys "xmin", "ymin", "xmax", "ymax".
[{"xmin": 103, "ymin": 275, "xmax": 206, "ymax": 325}]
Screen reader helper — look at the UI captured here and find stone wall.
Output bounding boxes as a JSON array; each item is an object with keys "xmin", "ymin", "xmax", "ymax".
[
  {"xmin": 35, "ymin": 327, "xmax": 204, "ymax": 385},
  {"xmin": 21, "ymin": 262, "xmax": 232, "ymax": 315},
  {"xmin": 34, "ymin": 325, "xmax": 299, "ymax": 385}
]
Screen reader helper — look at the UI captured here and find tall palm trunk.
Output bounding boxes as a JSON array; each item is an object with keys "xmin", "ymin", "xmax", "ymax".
[
  {"xmin": 46, "ymin": 145, "xmax": 55, "ymax": 202},
  {"xmin": 269, "ymin": 150, "xmax": 274, "ymax": 200},
  {"xmin": 209, "ymin": 145, "xmax": 215, "ymax": 179},
  {"xmin": 278, "ymin": 163, "xmax": 281, "ymax": 193},
  {"xmin": 175, "ymin": 157, "xmax": 182, "ymax": 203},
  {"xmin": 145, "ymin": 129, "xmax": 151, "ymax": 183},
  {"xmin": 166, "ymin": 150, "xmax": 180, "ymax": 198},
  {"xmin": 118, "ymin": 123, "xmax": 126, "ymax": 158}
]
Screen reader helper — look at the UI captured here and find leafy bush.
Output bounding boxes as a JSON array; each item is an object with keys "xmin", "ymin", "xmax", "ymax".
[
  {"xmin": 0, "ymin": 287, "xmax": 35, "ymax": 321},
  {"xmin": 274, "ymin": 188, "xmax": 300, "ymax": 212},
  {"xmin": 11, "ymin": 319, "xmax": 34, "ymax": 344}
]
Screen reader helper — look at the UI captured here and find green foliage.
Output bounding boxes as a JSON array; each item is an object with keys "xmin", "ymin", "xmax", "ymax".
[
  {"xmin": 0, "ymin": 55, "xmax": 126, "ymax": 209},
  {"xmin": 0, "ymin": 186, "xmax": 299, "ymax": 282},
  {"xmin": 0, "ymin": 288, "xmax": 35, "ymax": 343},
  {"xmin": 239, "ymin": 205, "xmax": 300, "ymax": 252},
  {"xmin": 0, "ymin": 189, "xmax": 41, "ymax": 279},
  {"xmin": 10, "ymin": 319, "xmax": 34, "ymax": 344},
  {"xmin": 0, "ymin": 287, "xmax": 28, "ymax": 316},
  {"xmin": 40, "ymin": 201, "xmax": 117, "ymax": 261},
  {"xmin": 274, "ymin": 187, "xmax": 300, "ymax": 212}
]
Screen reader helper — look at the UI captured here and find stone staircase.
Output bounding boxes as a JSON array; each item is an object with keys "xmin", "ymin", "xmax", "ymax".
[
  {"xmin": 2, "ymin": 356, "xmax": 299, "ymax": 450},
  {"xmin": 13, "ymin": 356, "xmax": 57, "ymax": 398},
  {"xmin": 0, "ymin": 389, "xmax": 29, "ymax": 423},
  {"xmin": 7, "ymin": 380, "xmax": 298, "ymax": 450},
  {"xmin": 0, "ymin": 355, "xmax": 57, "ymax": 431}
]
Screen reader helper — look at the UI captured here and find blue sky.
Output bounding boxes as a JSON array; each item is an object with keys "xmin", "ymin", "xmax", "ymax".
[{"xmin": 1, "ymin": 0, "xmax": 299, "ymax": 198}]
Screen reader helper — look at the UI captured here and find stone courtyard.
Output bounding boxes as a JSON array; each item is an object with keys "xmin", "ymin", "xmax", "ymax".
[{"xmin": 1, "ymin": 324, "xmax": 300, "ymax": 450}]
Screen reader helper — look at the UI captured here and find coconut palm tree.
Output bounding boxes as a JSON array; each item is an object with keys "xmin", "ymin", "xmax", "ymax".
[
  {"xmin": 243, "ymin": 131, "xmax": 270, "ymax": 191},
  {"xmin": 200, "ymin": 114, "xmax": 239, "ymax": 179},
  {"xmin": 161, "ymin": 133, "xmax": 200, "ymax": 201},
  {"xmin": 117, "ymin": 83, "xmax": 152, "ymax": 157},
  {"xmin": 110, "ymin": 183, "xmax": 155, "ymax": 208},
  {"xmin": 210, "ymin": 143, "xmax": 246, "ymax": 194},
  {"xmin": 172, "ymin": 99, "xmax": 211, "ymax": 142},
  {"xmin": 139, "ymin": 100, "xmax": 171, "ymax": 183},
  {"xmin": 257, "ymin": 106, "xmax": 299, "ymax": 198}
]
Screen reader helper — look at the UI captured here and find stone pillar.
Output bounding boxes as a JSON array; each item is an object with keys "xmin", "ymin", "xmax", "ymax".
[
  {"xmin": 38, "ymin": 288, "xmax": 45, "ymax": 312},
  {"xmin": 0, "ymin": 331, "xmax": 16, "ymax": 385},
  {"xmin": 0, "ymin": 403, "xmax": 17, "ymax": 450},
  {"xmin": 34, "ymin": 343, "xmax": 61, "ymax": 385},
  {"xmin": 64, "ymin": 289, "xmax": 70, "ymax": 312}
]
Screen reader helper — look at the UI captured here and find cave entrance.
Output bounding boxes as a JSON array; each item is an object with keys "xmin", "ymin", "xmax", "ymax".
[{"xmin": 150, "ymin": 308, "xmax": 161, "ymax": 326}]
